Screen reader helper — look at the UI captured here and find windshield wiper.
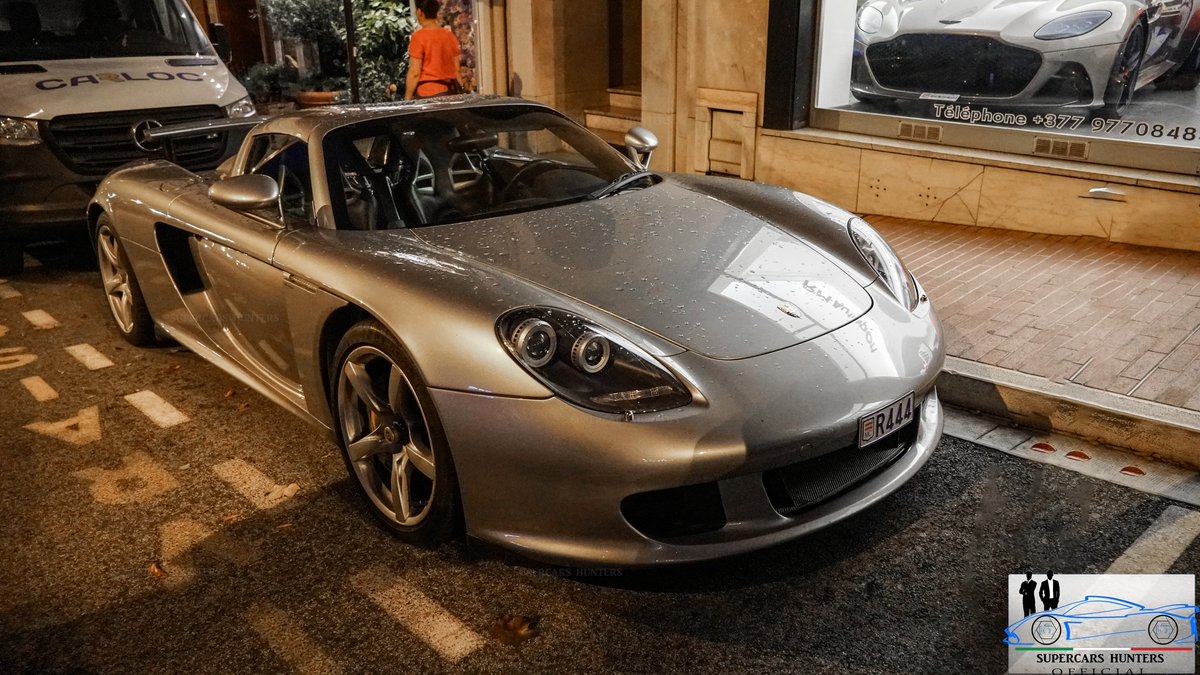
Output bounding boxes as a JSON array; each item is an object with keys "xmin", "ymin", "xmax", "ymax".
[{"xmin": 588, "ymin": 170, "xmax": 656, "ymax": 200}]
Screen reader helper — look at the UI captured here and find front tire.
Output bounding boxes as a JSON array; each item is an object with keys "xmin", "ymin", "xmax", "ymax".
[
  {"xmin": 1102, "ymin": 23, "xmax": 1146, "ymax": 117},
  {"xmin": 332, "ymin": 321, "xmax": 462, "ymax": 546},
  {"xmin": 95, "ymin": 214, "xmax": 157, "ymax": 346}
]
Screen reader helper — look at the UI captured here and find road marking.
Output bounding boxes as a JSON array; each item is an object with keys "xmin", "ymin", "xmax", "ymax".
[
  {"xmin": 212, "ymin": 459, "xmax": 296, "ymax": 510},
  {"xmin": 246, "ymin": 604, "xmax": 343, "ymax": 675},
  {"xmin": 65, "ymin": 343, "xmax": 114, "ymax": 370},
  {"xmin": 0, "ymin": 346, "xmax": 37, "ymax": 371},
  {"xmin": 159, "ymin": 519, "xmax": 260, "ymax": 588},
  {"xmin": 124, "ymin": 390, "xmax": 189, "ymax": 428},
  {"xmin": 73, "ymin": 452, "xmax": 179, "ymax": 505},
  {"xmin": 1106, "ymin": 506, "xmax": 1200, "ymax": 574},
  {"xmin": 352, "ymin": 568, "xmax": 487, "ymax": 663},
  {"xmin": 24, "ymin": 405, "xmax": 101, "ymax": 445},
  {"xmin": 21, "ymin": 309, "xmax": 60, "ymax": 330},
  {"xmin": 0, "ymin": 282, "xmax": 20, "ymax": 300},
  {"xmin": 20, "ymin": 376, "xmax": 58, "ymax": 402}
]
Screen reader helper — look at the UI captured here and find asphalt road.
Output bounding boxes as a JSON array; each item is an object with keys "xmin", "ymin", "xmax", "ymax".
[{"xmin": 1, "ymin": 245, "xmax": 1197, "ymax": 674}]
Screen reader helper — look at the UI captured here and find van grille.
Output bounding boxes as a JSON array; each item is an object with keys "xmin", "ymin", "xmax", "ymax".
[{"xmin": 42, "ymin": 105, "xmax": 227, "ymax": 176}]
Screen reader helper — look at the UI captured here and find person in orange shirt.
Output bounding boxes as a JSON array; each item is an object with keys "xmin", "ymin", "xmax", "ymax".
[{"xmin": 405, "ymin": 0, "xmax": 463, "ymax": 100}]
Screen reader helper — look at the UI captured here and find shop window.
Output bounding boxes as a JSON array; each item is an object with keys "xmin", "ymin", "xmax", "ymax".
[{"xmin": 796, "ymin": 1, "xmax": 1200, "ymax": 174}]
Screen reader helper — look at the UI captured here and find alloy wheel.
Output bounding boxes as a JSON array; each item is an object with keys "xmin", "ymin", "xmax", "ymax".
[
  {"xmin": 96, "ymin": 224, "xmax": 134, "ymax": 334},
  {"xmin": 336, "ymin": 345, "xmax": 437, "ymax": 526}
]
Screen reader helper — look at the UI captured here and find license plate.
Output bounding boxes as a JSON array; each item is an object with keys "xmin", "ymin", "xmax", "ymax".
[{"xmin": 858, "ymin": 392, "xmax": 915, "ymax": 448}]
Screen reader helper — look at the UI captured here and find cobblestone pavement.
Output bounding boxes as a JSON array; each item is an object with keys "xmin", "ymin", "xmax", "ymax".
[{"xmin": 871, "ymin": 217, "xmax": 1200, "ymax": 413}]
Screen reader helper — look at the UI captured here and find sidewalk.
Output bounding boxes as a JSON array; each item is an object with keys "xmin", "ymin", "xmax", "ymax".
[{"xmin": 868, "ymin": 216, "xmax": 1200, "ymax": 467}]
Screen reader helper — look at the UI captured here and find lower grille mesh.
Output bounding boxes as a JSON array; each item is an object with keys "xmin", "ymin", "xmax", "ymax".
[{"xmin": 764, "ymin": 408, "xmax": 920, "ymax": 516}]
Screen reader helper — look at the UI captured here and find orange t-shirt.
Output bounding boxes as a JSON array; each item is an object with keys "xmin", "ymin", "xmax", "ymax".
[{"xmin": 409, "ymin": 27, "xmax": 461, "ymax": 97}]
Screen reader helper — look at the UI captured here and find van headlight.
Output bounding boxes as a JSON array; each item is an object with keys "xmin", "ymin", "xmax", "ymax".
[
  {"xmin": 224, "ymin": 97, "xmax": 257, "ymax": 118},
  {"xmin": 498, "ymin": 307, "xmax": 692, "ymax": 414},
  {"xmin": 849, "ymin": 217, "xmax": 919, "ymax": 310},
  {"xmin": 0, "ymin": 117, "xmax": 40, "ymax": 146}
]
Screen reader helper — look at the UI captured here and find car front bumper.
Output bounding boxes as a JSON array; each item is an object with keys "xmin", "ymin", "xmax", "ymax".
[
  {"xmin": 851, "ymin": 37, "xmax": 1122, "ymax": 109},
  {"xmin": 0, "ymin": 140, "xmax": 99, "ymax": 240},
  {"xmin": 432, "ymin": 288, "xmax": 944, "ymax": 567}
]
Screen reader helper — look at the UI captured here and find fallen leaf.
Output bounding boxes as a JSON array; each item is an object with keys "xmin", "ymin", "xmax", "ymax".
[
  {"xmin": 282, "ymin": 483, "xmax": 300, "ymax": 498},
  {"xmin": 222, "ymin": 513, "xmax": 244, "ymax": 525},
  {"xmin": 223, "ymin": 390, "xmax": 234, "ymax": 398},
  {"xmin": 491, "ymin": 613, "xmax": 541, "ymax": 645},
  {"xmin": 149, "ymin": 561, "xmax": 167, "ymax": 579},
  {"xmin": 178, "ymin": 463, "xmax": 190, "ymax": 471},
  {"xmin": 237, "ymin": 402, "xmax": 250, "ymax": 412},
  {"xmin": 265, "ymin": 485, "xmax": 284, "ymax": 501},
  {"xmin": 276, "ymin": 523, "xmax": 293, "ymax": 530}
]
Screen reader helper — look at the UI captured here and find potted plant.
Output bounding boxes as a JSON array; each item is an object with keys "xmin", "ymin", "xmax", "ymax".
[
  {"xmin": 260, "ymin": 0, "xmax": 347, "ymax": 105},
  {"xmin": 338, "ymin": 0, "xmax": 415, "ymax": 103},
  {"xmin": 242, "ymin": 61, "xmax": 301, "ymax": 113}
]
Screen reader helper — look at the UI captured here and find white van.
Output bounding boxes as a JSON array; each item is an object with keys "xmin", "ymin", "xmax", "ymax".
[{"xmin": 0, "ymin": 0, "xmax": 254, "ymax": 274}]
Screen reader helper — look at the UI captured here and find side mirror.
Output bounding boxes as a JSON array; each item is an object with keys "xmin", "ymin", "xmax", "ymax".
[
  {"xmin": 209, "ymin": 23, "xmax": 232, "ymax": 64},
  {"xmin": 209, "ymin": 174, "xmax": 280, "ymax": 211},
  {"xmin": 624, "ymin": 127, "xmax": 658, "ymax": 170}
]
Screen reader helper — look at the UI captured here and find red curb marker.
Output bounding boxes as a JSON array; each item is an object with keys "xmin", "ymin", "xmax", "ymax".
[
  {"xmin": 1065, "ymin": 450, "xmax": 1091, "ymax": 462},
  {"xmin": 1031, "ymin": 442, "xmax": 1056, "ymax": 454},
  {"xmin": 1119, "ymin": 466, "xmax": 1146, "ymax": 477}
]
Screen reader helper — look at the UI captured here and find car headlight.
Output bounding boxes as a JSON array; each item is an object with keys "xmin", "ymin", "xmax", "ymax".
[
  {"xmin": 1035, "ymin": 11, "xmax": 1111, "ymax": 40},
  {"xmin": 848, "ymin": 217, "xmax": 919, "ymax": 310},
  {"xmin": 224, "ymin": 97, "xmax": 257, "ymax": 118},
  {"xmin": 857, "ymin": 6, "xmax": 884, "ymax": 35},
  {"xmin": 498, "ymin": 307, "xmax": 692, "ymax": 414},
  {"xmin": 0, "ymin": 117, "xmax": 40, "ymax": 146}
]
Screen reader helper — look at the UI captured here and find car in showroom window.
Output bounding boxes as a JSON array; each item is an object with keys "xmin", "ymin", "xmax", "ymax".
[{"xmin": 810, "ymin": 1, "xmax": 1200, "ymax": 174}]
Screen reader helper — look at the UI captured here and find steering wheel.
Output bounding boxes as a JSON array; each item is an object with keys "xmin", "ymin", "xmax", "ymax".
[{"xmin": 498, "ymin": 159, "xmax": 564, "ymax": 203}]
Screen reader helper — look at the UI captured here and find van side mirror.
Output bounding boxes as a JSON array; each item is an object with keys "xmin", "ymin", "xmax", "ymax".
[
  {"xmin": 209, "ymin": 174, "xmax": 279, "ymax": 212},
  {"xmin": 209, "ymin": 23, "xmax": 232, "ymax": 64},
  {"xmin": 624, "ymin": 127, "xmax": 658, "ymax": 170}
]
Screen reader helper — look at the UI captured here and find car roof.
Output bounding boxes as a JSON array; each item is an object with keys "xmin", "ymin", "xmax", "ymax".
[{"xmin": 253, "ymin": 95, "xmax": 546, "ymax": 143}]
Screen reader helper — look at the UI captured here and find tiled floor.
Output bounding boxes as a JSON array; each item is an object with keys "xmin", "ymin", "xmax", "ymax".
[{"xmin": 870, "ymin": 216, "xmax": 1200, "ymax": 412}]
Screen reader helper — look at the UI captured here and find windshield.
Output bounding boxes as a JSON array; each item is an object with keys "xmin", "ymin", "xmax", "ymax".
[
  {"xmin": 0, "ymin": 0, "xmax": 212, "ymax": 62},
  {"xmin": 323, "ymin": 104, "xmax": 648, "ymax": 230}
]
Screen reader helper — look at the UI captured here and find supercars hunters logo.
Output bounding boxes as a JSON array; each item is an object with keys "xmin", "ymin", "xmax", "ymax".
[
  {"xmin": 1006, "ymin": 574, "xmax": 1197, "ymax": 674},
  {"xmin": 35, "ymin": 71, "xmax": 205, "ymax": 90}
]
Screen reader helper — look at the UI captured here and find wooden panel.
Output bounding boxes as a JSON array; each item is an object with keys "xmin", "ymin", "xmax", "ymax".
[
  {"xmin": 708, "ymin": 138, "xmax": 742, "ymax": 164},
  {"xmin": 711, "ymin": 110, "xmax": 742, "ymax": 143},
  {"xmin": 692, "ymin": 88, "xmax": 758, "ymax": 180}
]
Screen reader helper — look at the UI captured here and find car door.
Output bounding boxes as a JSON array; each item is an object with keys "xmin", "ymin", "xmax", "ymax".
[{"xmin": 186, "ymin": 132, "xmax": 311, "ymax": 398}]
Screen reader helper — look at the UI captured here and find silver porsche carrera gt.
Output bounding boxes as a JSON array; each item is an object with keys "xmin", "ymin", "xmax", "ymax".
[
  {"xmin": 89, "ymin": 97, "xmax": 944, "ymax": 566},
  {"xmin": 852, "ymin": 0, "xmax": 1200, "ymax": 114}
]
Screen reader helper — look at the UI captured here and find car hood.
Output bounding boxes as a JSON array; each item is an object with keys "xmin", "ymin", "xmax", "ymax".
[
  {"xmin": 881, "ymin": 0, "xmax": 1119, "ymax": 37},
  {"xmin": 415, "ymin": 182, "xmax": 873, "ymax": 360}
]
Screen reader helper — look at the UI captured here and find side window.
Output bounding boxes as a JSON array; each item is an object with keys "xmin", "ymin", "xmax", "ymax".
[{"xmin": 243, "ymin": 133, "xmax": 314, "ymax": 227}]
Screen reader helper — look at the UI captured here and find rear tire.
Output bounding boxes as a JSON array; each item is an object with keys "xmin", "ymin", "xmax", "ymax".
[
  {"xmin": 95, "ymin": 213, "xmax": 158, "ymax": 346},
  {"xmin": 331, "ymin": 320, "xmax": 463, "ymax": 547}
]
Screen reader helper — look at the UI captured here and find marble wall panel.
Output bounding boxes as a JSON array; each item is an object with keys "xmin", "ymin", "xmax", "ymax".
[
  {"xmin": 756, "ymin": 134, "xmax": 861, "ymax": 210},
  {"xmin": 977, "ymin": 168, "xmax": 1116, "ymax": 238},
  {"xmin": 859, "ymin": 152, "xmax": 984, "ymax": 226}
]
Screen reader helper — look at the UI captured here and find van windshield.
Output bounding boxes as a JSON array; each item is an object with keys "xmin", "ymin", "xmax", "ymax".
[{"xmin": 0, "ymin": 0, "xmax": 212, "ymax": 63}]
